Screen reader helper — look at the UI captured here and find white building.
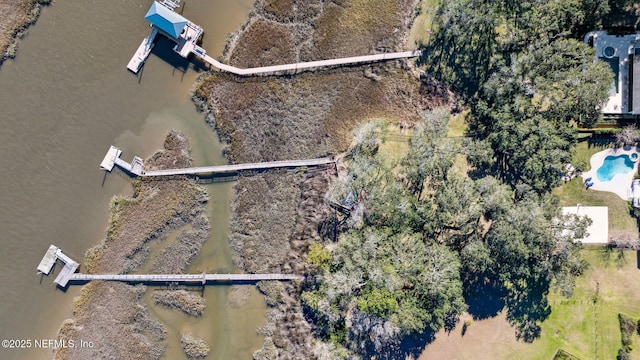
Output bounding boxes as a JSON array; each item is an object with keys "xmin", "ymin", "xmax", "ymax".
[{"xmin": 584, "ymin": 30, "xmax": 640, "ymax": 115}]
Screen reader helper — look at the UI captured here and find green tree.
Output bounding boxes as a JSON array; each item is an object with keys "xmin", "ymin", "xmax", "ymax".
[
  {"xmin": 357, "ymin": 288, "xmax": 398, "ymax": 317},
  {"xmin": 401, "ymin": 108, "xmax": 455, "ymax": 197},
  {"xmin": 307, "ymin": 243, "xmax": 332, "ymax": 272}
]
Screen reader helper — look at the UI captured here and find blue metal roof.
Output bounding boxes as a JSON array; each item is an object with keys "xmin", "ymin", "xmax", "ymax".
[{"xmin": 145, "ymin": 2, "xmax": 187, "ymax": 39}]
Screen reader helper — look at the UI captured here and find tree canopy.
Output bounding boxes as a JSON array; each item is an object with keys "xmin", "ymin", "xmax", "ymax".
[{"xmin": 305, "ymin": 110, "xmax": 590, "ymax": 357}]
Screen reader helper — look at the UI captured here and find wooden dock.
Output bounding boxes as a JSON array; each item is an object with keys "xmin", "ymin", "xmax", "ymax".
[
  {"xmin": 37, "ymin": 246, "xmax": 80, "ymax": 287},
  {"xmin": 69, "ymin": 273, "xmax": 304, "ymax": 284},
  {"xmin": 128, "ymin": 2, "xmax": 420, "ymax": 76},
  {"xmin": 101, "ymin": 146, "xmax": 335, "ymax": 177},
  {"xmin": 143, "ymin": 157, "xmax": 335, "ymax": 177},
  {"xmin": 198, "ymin": 50, "xmax": 422, "ymax": 76},
  {"xmin": 127, "ymin": 27, "xmax": 158, "ymax": 73},
  {"xmin": 37, "ymin": 245, "xmax": 58, "ymax": 275},
  {"xmin": 38, "ymin": 245, "xmax": 303, "ymax": 288}
]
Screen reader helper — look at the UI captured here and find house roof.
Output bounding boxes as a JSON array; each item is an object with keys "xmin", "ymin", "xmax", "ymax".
[{"xmin": 145, "ymin": 2, "xmax": 187, "ymax": 39}]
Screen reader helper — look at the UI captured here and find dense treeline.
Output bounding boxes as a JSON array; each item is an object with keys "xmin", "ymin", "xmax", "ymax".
[
  {"xmin": 302, "ymin": 0, "xmax": 620, "ymax": 357},
  {"xmin": 304, "ymin": 113, "xmax": 590, "ymax": 358},
  {"xmin": 426, "ymin": 0, "xmax": 613, "ymax": 192}
]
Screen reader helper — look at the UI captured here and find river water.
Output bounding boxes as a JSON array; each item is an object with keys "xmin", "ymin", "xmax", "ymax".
[{"xmin": 0, "ymin": 1, "xmax": 262, "ymax": 359}]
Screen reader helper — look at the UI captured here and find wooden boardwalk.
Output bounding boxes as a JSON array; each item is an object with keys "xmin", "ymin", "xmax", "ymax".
[
  {"xmin": 69, "ymin": 273, "xmax": 304, "ymax": 284},
  {"xmin": 143, "ymin": 157, "xmax": 335, "ymax": 177},
  {"xmin": 199, "ymin": 50, "xmax": 421, "ymax": 76},
  {"xmin": 39, "ymin": 245, "xmax": 303, "ymax": 288},
  {"xmin": 102, "ymin": 146, "xmax": 335, "ymax": 177},
  {"xmin": 128, "ymin": 1, "xmax": 420, "ymax": 75}
]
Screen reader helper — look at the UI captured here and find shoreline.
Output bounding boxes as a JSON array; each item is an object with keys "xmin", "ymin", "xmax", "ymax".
[
  {"xmin": 0, "ymin": 0, "xmax": 51, "ymax": 67},
  {"xmin": 54, "ymin": 131, "xmax": 212, "ymax": 360},
  {"xmin": 192, "ymin": 0, "xmax": 453, "ymax": 357}
]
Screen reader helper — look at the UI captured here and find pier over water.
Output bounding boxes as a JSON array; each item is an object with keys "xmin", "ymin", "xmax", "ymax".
[
  {"xmin": 38, "ymin": 245, "xmax": 303, "ymax": 288},
  {"xmin": 100, "ymin": 145, "xmax": 335, "ymax": 177},
  {"xmin": 128, "ymin": 1, "xmax": 421, "ymax": 75}
]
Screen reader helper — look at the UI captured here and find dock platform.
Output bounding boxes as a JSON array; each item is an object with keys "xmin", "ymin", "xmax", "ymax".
[
  {"xmin": 100, "ymin": 146, "xmax": 122, "ymax": 172},
  {"xmin": 37, "ymin": 245, "xmax": 80, "ymax": 287},
  {"xmin": 127, "ymin": 27, "xmax": 158, "ymax": 73},
  {"xmin": 173, "ymin": 22, "xmax": 203, "ymax": 58},
  {"xmin": 37, "ymin": 245, "xmax": 58, "ymax": 275},
  {"xmin": 39, "ymin": 245, "xmax": 303, "ymax": 288}
]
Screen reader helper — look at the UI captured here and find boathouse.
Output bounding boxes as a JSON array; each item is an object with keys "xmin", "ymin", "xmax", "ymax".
[
  {"xmin": 144, "ymin": 1, "xmax": 187, "ymax": 40},
  {"xmin": 128, "ymin": 1, "xmax": 204, "ymax": 72}
]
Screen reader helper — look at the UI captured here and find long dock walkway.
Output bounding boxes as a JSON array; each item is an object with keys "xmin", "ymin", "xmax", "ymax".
[
  {"xmin": 198, "ymin": 50, "xmax": 422, "ymax": 76},
  {"xmin": 144, "ymin": 157, "xmax": 335, "ymax": 177},
  {"xmin": 39, "ymin": 245, "xmax": 303, "ymax": 288},
  {"xmin": 100, "ymin": 145, "xmax": 335, "ymax": 177},
  {"xmin": 69, "ymin": 273, "xmax": 304, "ymax": 284},
  {"xmin": 128, "ymin": 1, "xmax": 421, "ymax": 75}
]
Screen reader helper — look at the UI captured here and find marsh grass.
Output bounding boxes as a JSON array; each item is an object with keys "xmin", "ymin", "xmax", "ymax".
[
  {"xmin": 152, "ymin": 290, "xmax": 206, "ymax": 317},
  {"xmin": 55, "ymin": 132, "xmax": 210, "ymax": 360},
  {"xmin": 0, "ymin": 0, "xmax": 49, "ymax": 66},
  {"xmin": 56, "ymin": 283, "xmax": 166, "ymax": 360},
  {"xmin": 180, "ymin": 334, "xmax": 210, "ymax": 359},
  {"xmin": 191, "ymin": 0, "xmax": 454, "ymax": 357}
]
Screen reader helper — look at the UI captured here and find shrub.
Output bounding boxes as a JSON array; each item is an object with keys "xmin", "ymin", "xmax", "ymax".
[
  {"xmin": 618, "ymin": 348, "xmax": 631, "ymax": 360},
  {"xmin": 619, "ymin": 313, "xmax": 638, "ymax": 347},
  {"xmin": 307, "ymin": 243, "xmax": 332, "ymax": 271}
]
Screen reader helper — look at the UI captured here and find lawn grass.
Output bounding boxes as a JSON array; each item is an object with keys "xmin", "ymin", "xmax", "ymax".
[
  {"xmin": 572, "ymin": 138, "xmax": 615, "ymax": 173},
  {"xmin": 554, "ymin": 139, "xmax": 638, "ymax": 237},
  {"xmin": 407, "ymin": 0, "xmax": 439, "ymax": 48},
  {"xmin": 553, "ymin": 178, "xmax": 637, "ymax": 237},
  {"xmin": 420, "ymin": 248, "xmax": 640, "ymax": 360},
  {"xmin": 447, "ymin": 110, "xmax": 468, "ymax": 138}
]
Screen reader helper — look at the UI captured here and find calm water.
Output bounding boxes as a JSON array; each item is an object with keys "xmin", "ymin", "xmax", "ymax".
[
  {"xmin": 0, "ymin": 1, "xmax": 262, "ymax": 359},
  {"xmin": 596, "ymin": 154, "xmax": 636, "ymax": 181}
]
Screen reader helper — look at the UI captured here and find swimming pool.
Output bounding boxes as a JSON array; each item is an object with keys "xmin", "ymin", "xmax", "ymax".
[{"xmin": 596, "ymin": 154, "xmax": 635, "ymax": 181}]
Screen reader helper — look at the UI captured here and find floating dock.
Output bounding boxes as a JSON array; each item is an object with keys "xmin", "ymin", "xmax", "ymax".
[
  {"xmin": 101, "ymin": 146, "xmax": 335, "ymax": 177},
  {"xmin": 127, "ymin": 27, "xmax": 158, "ymax": 73},
  {"xmin": 37, "ymin": 245, "xmax": 79, "ymax": 287},
  {"xmin": 39, "ymin": 245, "xmax": 303, "ymax": 288},
  {"xmin": 99, "ymin": 145, "xmax": 122, "ymax": 172},
  {"xmin": 37, "ymin": 245, "xmax": 58, "ymax": 275}
]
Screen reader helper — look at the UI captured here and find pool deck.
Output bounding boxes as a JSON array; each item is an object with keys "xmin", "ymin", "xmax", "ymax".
[{"xmin": 581, "ymin": 146, "xmax": 640, "ymax": 200}]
